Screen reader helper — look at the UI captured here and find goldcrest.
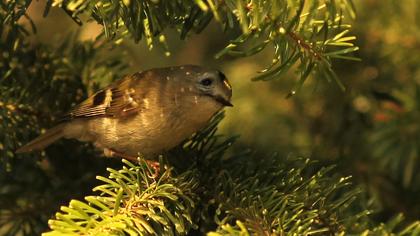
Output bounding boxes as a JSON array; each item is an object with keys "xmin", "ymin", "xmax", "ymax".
[{"xmin": 16, "ymin": 65, "xmax": 233, "ymax": 159}]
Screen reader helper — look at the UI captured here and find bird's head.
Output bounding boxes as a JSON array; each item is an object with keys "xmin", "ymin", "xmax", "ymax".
[
  {"xmin": 195, "ymin": 69, "xmax": 233, "ymax": 107},
  {"xmin": 169, "ymin": 65, "xmax": 233, "ymax": 108}
]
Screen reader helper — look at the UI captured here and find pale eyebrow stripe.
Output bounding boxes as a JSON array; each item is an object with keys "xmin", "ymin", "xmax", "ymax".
[{"xmin": 223, "ymin": 79, "xmax": 232, "ymax": 90}]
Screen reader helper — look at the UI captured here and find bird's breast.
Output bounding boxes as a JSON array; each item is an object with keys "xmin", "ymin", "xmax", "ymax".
[{"xmin": 86, "ymin": 92, "xmax": 221, "ymax": 157}]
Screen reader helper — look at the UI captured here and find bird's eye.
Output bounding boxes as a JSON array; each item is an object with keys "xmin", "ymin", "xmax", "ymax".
[{"xmin": 200, "ymin": 78, "xmax": 213, "ymax": 86}]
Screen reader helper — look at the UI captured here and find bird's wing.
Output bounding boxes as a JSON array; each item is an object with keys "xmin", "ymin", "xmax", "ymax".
[{"xmin": 61, "ymin": 74, "xmax": 144, "ymax": 120}]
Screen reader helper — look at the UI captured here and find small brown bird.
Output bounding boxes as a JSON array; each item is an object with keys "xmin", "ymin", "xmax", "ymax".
[{"xmin": 16, "ymin": 65, "xmax": 233, "ymax": 160}]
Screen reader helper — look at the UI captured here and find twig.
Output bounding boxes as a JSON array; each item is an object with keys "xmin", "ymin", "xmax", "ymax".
[{"xmin": 287, "ymin": 31, "xmax": 322, "ymax": 61}]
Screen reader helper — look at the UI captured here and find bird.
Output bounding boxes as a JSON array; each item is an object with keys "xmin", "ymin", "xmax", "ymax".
[{"xmin": 16, "ymin": 65, "xmax": 233, "ymax": 162}]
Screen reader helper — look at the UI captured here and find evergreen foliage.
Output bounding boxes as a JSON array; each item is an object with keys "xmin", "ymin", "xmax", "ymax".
[
  {"xmin": 44, "ymin": 115, "xmax": 420, "ymax": 235},
  {"xmin": 48, "ymin": 0, "xmax": 359, "ymax": 89},
  {"xmin": 0, "ymin": 0, "xmax": 419, "ymax": 235},
  {"xmin": 46, "ymin": 159, "xmax": 199, "ymax": 235}
]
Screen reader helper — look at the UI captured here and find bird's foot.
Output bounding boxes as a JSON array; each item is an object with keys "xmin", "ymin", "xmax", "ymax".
[
  {"xmin": 145, "ymin": 160, "xmax": 160, "ymax": 178},
  {"xmin": 103, "ymin": 148, "xmax": 160, "ymax": 178}
]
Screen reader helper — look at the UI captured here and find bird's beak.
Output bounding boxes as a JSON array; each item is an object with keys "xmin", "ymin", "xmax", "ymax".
[{"xmin": 215, "ymin": 96, "xmax": 233, "ymax": 107}]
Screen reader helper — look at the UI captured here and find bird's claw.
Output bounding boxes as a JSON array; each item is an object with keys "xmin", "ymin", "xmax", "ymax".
[
  {"xmin": 103, "ymin": 148, "xmax": 160, "ymax": 178},
  {"xmin": 145, "ymin": 160, "xmax": 160, "ymax": 178}
]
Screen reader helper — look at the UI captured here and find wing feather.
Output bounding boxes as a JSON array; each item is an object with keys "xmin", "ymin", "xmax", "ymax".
[{"xmin": 61, "ymin": 73, "xmax": 144, "ymax": 121}]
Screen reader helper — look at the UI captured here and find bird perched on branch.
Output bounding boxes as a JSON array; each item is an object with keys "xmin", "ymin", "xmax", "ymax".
[{"xmin": 16, "ymin": 65, "xmax": 233, "ymax": 162}]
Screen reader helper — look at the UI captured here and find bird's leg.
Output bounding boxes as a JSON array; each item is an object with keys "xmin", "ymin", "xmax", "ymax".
[
  {"xmin": 145, "ymin": 160, "xmax": 160, "ymax": 178},
  {"xmin": 103, "ymin": 148, "xmax": 138, "ymax": 162},
  {"xmin": 103, "ymin": 148, "xmax": 160, "ymax": 178}
]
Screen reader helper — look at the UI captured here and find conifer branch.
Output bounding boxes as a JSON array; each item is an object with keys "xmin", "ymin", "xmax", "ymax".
[
  {"xmin": 45, "ymin": 159, "xmax": 199, "ymax": 235},
  {"xmin": 1, "ymin": 1, "xmax": 419, "ymax": 235},
  {"xmin": 45, "ymin": 0, "xmax": 359, "ymax": 93}
]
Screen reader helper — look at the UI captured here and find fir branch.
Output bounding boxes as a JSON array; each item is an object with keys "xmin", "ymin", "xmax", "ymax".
[
  {"xmin": 287, "ymin": 31, "xmax": 321, "ymax": 61},
  {"xmin": 42, "ymin": 111, "xmax": 420, "ymax": 235},
  {"xmin": 44, "ymin": 131, "xmax": 420, "ymax": 235},
  {"xmin": 45, "ymin": 159, "xmax": 199, "ymax": 235},
  {"xmin": 44, "ymin": 0, "xmax": 359, "ymax": 92},
  {"xmin": 209, "ymin": 217, "xmax": 420, "ymax": 236},
  {"xmin": 369, "ymin": 84, "xmax": 420, "ymax": 188}
]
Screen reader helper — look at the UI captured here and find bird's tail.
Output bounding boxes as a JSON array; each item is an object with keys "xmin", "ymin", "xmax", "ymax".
[{"xmin": 16, "ymin": 124, "xmax": 65, "ymax": 153}]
